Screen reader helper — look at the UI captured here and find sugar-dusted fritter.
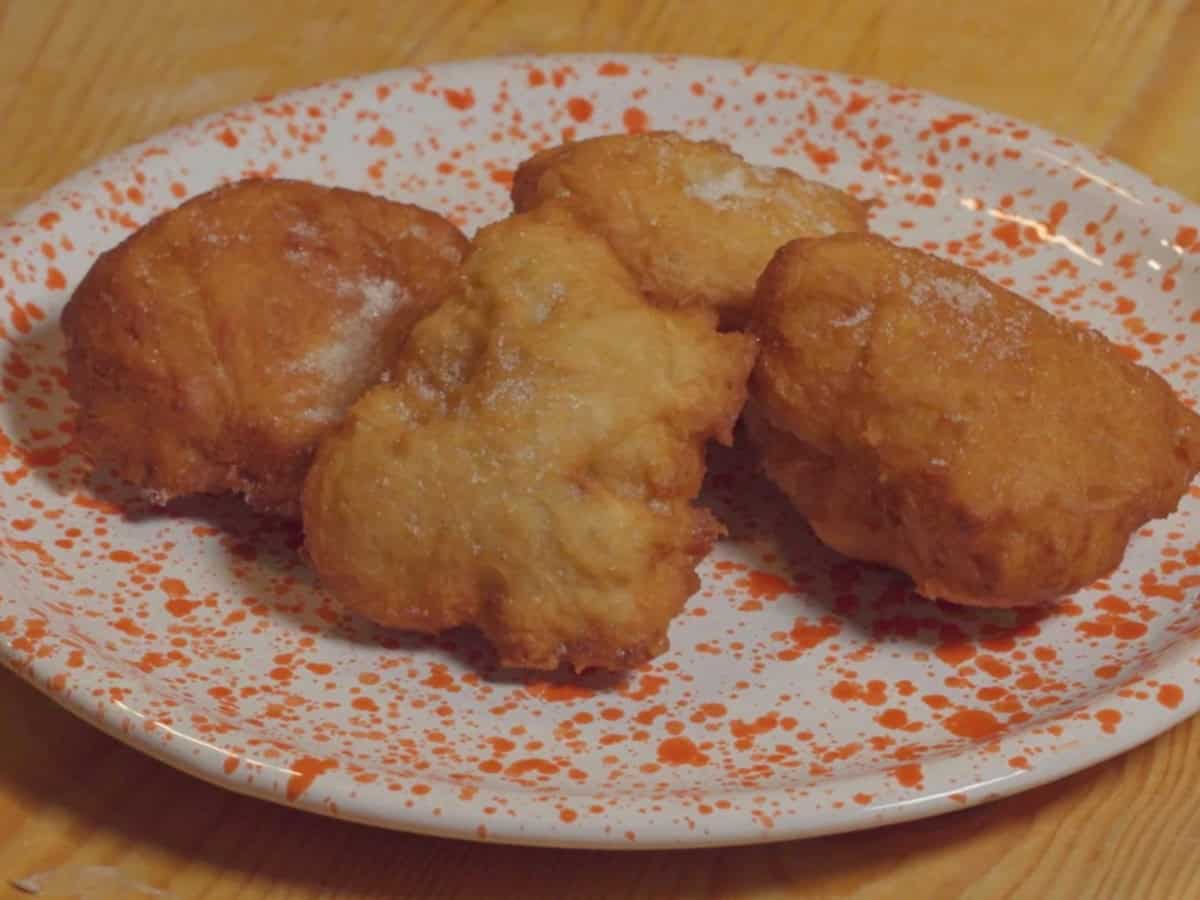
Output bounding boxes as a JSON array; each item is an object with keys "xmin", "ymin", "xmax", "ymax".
[
  {"xmin": 512, "ymin": 131, "xmax": 868, "ymax": 327},
  {"xmin": 748, "ymin": 233, "xmax": 1200, "ymax": 607},
  {"xmin": 61, "ymin": 178, "xmax": 467, "ymax": 515},
  {"xmin": 303, "ymin": 209, "xmax": 757, "ymax": 670}
]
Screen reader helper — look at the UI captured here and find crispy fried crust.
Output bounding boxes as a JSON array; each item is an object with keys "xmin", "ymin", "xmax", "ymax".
[
  {"xmin": 61, "ymin": 178, "xmax": 467, "ymax": 515},
  {"xmin": 749, "ymin": 233, "xmax": 1200, "ymax": 607},
  {"xmin": 512, "ymin": 131, "xmax": 868, "ymax": 327},
  {"xmin": 303, "ymin": 209, "xmax": 757, "ymax": 670}
]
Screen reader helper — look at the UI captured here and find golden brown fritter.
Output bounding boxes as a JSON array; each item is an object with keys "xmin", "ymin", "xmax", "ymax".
[
  {"xmin": 748, "ymin": 233, "xmax": 1200, "ymax": 607},
  {"xmin": 61, "ymin": 178, "xmax": 467, "ymax": 516},
  {"xmin": 512, "ymin": 131, "xmax": 868, "ymax": 327},
  {"xmin": 302, "ymin": 209, "xmax": 757, "ymax": 671}
]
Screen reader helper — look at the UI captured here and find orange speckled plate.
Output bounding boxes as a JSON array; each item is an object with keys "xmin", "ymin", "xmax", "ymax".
[{"xmin": 2, "ymin": 55, "xmax": 1199, "ymax": 849}]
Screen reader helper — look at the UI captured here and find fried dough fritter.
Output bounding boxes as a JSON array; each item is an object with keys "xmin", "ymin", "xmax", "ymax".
[
  {"xmin": 302, "ymin": 209, "xmax": 757, "ymax": 671},
  {"xmin": 748, "ymin": 233, "xmax": 1200, "ymax": 607},
  {"xmin": 511, "ymin": 131, "xmax": 868, "ymax": 327},
  {"xmin": 61, "ymin": 178, "xmax": 467, "ymax": 516}
]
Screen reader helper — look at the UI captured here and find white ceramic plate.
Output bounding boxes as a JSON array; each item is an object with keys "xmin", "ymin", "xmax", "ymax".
[{"xmin": 2, "ymin": 55, "xmax": 1198, "ymax": 849}]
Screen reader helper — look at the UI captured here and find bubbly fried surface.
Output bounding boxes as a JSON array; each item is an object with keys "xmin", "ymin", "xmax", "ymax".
[
  {"xmin": 512, "ymin": 131, "xmax": 868, "ymax": 327},
  {"xmin": 303, "ymin": 209, "xmax": 757, "ymax": 670},
  {"xmin": 61, "ymin": 178, "xmax": 467, "ymax": 515},
  {"xmin": 749, "ymin": 233, "xmax": 1200, "ymax": 607}
]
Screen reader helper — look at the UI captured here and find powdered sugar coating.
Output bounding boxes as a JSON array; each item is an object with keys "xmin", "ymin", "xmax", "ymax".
[
  {"xmin": 298, "ymin": 277, "xmax": 407, "ymax": 376},
  {"xmin": 0, "ymin": 55, "xmax": 1198, "ymax": 849},
  {"xmin": 687, "ymin": 165, "xmax": 771, "ymax": 208},
  {"xmin": 909, "ymin": 273, "xmax": 992, "ymax": 313},
  {"xmin": 831, "ymin": 306, "xmax": 873, "ymax": 328}
]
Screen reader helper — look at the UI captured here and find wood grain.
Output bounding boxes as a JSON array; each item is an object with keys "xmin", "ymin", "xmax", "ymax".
[{"xmin": 1, "ymin": 1, "xmax": 1199, "ymax": 897}]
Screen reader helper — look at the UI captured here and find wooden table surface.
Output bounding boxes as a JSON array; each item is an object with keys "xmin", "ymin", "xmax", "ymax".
[{"xmin": 2, "ymin": 1, "xmax": 1199, "ymax": 897}]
